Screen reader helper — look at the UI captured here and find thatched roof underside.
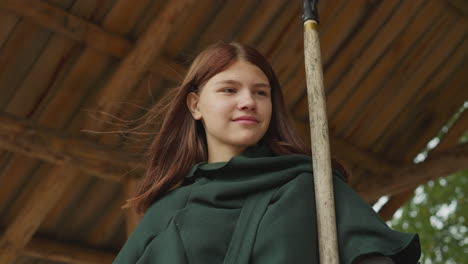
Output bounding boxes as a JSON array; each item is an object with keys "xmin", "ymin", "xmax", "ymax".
[{"xmin": 0, "ymin": 0, "xmax": 467, "ymax": 263}]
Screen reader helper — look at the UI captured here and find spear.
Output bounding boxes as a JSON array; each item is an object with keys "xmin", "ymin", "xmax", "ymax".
[{"xmin": 302, "ymin": 0, "xmax": 340, "ymax": 263}]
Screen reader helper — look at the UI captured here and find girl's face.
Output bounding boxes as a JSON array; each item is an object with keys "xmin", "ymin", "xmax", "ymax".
[{"xmin": 186, "ymin": 59, "xmax": 272, "ymax": 158}]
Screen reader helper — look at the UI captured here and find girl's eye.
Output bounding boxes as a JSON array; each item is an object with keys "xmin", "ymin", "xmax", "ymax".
[
  {"xmin": 222, "ymin": 88, "xmax": 236, "ymax": 93},
  {"xmin": 256, "ymin": 91, "xmax": 268, "ymax": 96}
]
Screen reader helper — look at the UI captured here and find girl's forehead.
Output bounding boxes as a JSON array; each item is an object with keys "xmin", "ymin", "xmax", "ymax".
[{"xmin": 208, "ymin": 62, "xmax": 268, "ymax": 84}]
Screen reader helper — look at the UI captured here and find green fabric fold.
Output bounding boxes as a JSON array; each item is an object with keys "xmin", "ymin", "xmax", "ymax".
[{"xmin": 113, "ymin": 141, "xmax": 421, "ymax": 264}]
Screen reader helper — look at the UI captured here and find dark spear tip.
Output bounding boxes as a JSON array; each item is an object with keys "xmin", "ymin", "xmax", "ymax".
[{"xmin": 302, "ymin": 0, "xmax": 319, "ymax": 24}]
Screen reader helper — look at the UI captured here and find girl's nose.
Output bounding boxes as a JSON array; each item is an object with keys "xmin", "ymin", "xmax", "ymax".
[{"xmin": 238, "ymin": 91, "xmax": 256, "ymax": 110}]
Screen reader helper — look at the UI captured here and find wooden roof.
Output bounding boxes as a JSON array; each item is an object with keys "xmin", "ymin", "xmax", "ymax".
[{"xmin": 0, "ymin": 0, "xmax": 467, "ymax": 263}]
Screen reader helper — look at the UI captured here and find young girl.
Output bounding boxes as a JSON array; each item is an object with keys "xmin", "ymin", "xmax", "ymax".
[{"xmin": 113, "ymin": 41, "xmax": 421, "ymax": 264}]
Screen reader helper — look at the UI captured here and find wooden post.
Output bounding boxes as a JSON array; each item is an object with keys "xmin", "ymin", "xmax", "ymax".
[{"xmin": 303, "ymin": 0, "xmax": 339, "ymax": 262}]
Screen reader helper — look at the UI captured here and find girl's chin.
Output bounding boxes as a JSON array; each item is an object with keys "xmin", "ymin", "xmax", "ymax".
[{"xmin": 229, "ymin": 136, "xmax": 263, "ymax": 146}]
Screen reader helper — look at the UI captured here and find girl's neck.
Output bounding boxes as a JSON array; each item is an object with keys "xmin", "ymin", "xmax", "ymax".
[{"xmin": 206, "ymin": 143, "xmax": 248, "ymax": 163}]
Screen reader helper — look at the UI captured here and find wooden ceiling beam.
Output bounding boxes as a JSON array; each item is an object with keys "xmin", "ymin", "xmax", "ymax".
[
  {"xmin": 446, "ymin": 0, "xmax": 468, "ymax": 18},
  {"xmin": 0, "ymin": 166, "xmax": 77, "ymax": 263},
  {"xmin": 0, "ymin": 2, "xmax": 195, "ymax": 262},
  {"xmin": 82, "ymin": 0, "xmax": 195, "ymax": 130},
  {"xmin": 21, "ymin": 235, "xmax": 114, "ymax": 264},
  {"xmin": 378, "ymin": 109, "xmax": 468, "ymax": 220},
  {"xmin": 0, "ymin": 0, "xmax": 185, "ymax": 81},
  {"xmin": 356, "ymin": 142, "xmax": 468, "ymax": 201},
  {"xmin": 294, "ymin": 120, "xmax": 397, "ymax": 175},
  {"xmin": 378, "ymin": 189, "xmax": 416, "ymax": 221},
  {"xmin": 0, "ymin": 1, "xmax": 195, "ymax": 261},
  {"xmin": 0, "ymin": 0, "xmax": 129, "ymax": 58},
  {"xmin": 0, "ymin": 111, "xmax": 144, "ymax": 182}
]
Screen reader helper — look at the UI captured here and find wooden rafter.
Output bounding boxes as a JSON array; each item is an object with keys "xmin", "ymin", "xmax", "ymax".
[
  {"xmin": 22, "ymin": 235, "xmax": 114, "ymax": 264},
  {"xmin": 2, "ymin": 110, "xmax": 416, "ymax": 195},
  {"xmin": 0, "ymin": 112, "xmax": 143, "ymax": 182},
  {"xmin": 0, "ymin": 1, "xmax": 195, "ymax": 262},
  {"xmin": 0, "ymin": 0, "xmax": 185, "ymax": 81},
  {"xmin": 0, "ymin": 0, "xmax": 129, "ymax": 57},
  {"xmin": 2, "ymin": 0, "xmax": 402, "ymax": 181},
  {"xmin": 378, "ymin": 109, "xmax": 468, "ymax": 220},
  {"xmin": 82, "ymin": 0, "xmax": 195, "ymax": 130},
  {"xmin": 294, "ymin": 120, "xmax": 397, "ymax": 176},
  {"xmin": 378, "ymin": 189, "xmax": 415, "ymax": 221},
  {"xmin": 446, "ymin": 0, "xmax": 468, "ymax": 18},
  {"xmin": 355, "ymin": 142, "xmax": 468, "ymax": 201},
  {"xmin": 0, "ymin": 165, "xmax": 77, "ymax": 263}
]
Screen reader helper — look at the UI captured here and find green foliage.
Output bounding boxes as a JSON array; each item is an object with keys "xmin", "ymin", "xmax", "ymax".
[
  {"xmin": 387, "ymin": 126, "xmax": 468, "ymax": 263},
  {"xmin": 388, "ymin": 170, "xmax": 467, "ymax": 264}
]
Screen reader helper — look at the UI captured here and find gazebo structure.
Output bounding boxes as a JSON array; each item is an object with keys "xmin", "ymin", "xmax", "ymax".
[{"xmin": 0, "ymin": 0, "xmax": 467, "ymax": 263}]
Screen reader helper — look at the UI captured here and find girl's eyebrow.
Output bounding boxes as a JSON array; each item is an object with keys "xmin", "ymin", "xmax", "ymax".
[{"xmin": 216, "ymin": 79, "xmax": 270, "ymax": 89}]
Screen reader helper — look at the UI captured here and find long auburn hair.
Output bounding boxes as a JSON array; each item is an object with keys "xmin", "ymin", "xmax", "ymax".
[{"xmin": 122, "ymin": 41, "xmax": 349, "ymax": 215}]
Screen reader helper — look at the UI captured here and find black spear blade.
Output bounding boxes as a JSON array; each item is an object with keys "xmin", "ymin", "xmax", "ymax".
[{"xmin": 302, "ymin": 0, "xmax": 319, "ymax": 24}]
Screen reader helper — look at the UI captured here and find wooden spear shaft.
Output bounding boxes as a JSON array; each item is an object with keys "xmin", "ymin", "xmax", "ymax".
[{"xmin": 302, "ymin": 0, "xmax": 340, "ymax": 263}]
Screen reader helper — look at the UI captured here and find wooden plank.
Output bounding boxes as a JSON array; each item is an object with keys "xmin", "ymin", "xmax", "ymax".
[
  {"xmin": 1, "ymin": 0, "xmax": 131, "ymax": 58},
  {"xmin": 269, "ymin": 13, "xmax": 302, "ymax": 82},
  {"xmin": 324, "ymin": 0, "xmax": 401, "ymax": 95},
  {"xmin": 0, "ymin": 9, "xmax": 20, "ymax": 49},
  {"xmin": 8, "ymin": 255, "xmax": 34, "ymax": 264},
  {"xmin": 0, "ymin": 155, "xmax": 38, "ymax": 217},
  {"xmin": 255, "ymin": 1, "xmax": 298, "ymax": 55},
  {"xmin": 439, "ymin": 108, "xmax": 468, "ymax": 147},
  {"xmin": 23, "ymin": 235, "xmax": 114, "ymax": 264},
  {"xmin": 283, "ymin": 62, "xmax": 306, "ymax": 109},
  {"xmin": 373, "ymin": 60, "xmax": 467, "ymax": 161},
  {"xmin": 284, "ymin": 1, "xmax": 382, "ymax": 108},
  {"xmin": 0, "ymin": 46, "xmax": 107, "ymax": 244},
  {"xmin": 164, "ymin": 0, "xmax": 223, "ymax": 60},
  {"xmin": 0, "ymin": 0, "xmax": 102, "ymax": 236},
  {"xmin": 349, "ymin": 10, "xmax": 466, "ymax": 151},
  {"xmin": 1, "ymin": 0, "xmax": 181, "ymax": 81},
  {"xmin": 326, "ymin": 0, "xmax": 427, "ymax": 117},
  {"xmin": 36, "ymin": 49, "xmax": 112, "ymax": 127},
  {"xmin": 294, "ymin": 0, "xmax": 426, "ymax": 121},
  {"xmin": 2, "ymin": 1, "xmax": 181, "ymax": 263},
  {"xmin": 5, "ymin": 35, "xmax": 76, "ymax": 117},
  {"xmin": 446, "ymin": 0, "xmax": 468, "ymax": 18},
  {"xmin": 378, "ymin": 106, "xmax": 468, "ymax": 220},
  {"xmin": 86, "ymin": 193, "xmax": 127, "ymax": 247},
  {"xmin": 354, "ymin": 142, "xmax": 468, "ymax": 201},
  {"xmin": 236, "ymin": 0, "xmax": 289, "ymax": 45},
  {"xmin": 378, "ymin": 189, "xmax": 415, "ymax": 221},
  {"xmin": 151, "ymin": 58, "xmax": 186, "ymax": 83},
  {"xmin": 289, "ymin": 0, "xmax": 401, "ymax": 110},
  {"xmin": 192, "ymin": 0, "xmax": 260, "ymax": 53},
  {"xmin": 334, "ymin": 0, "xmax": 451, "ymax": 140},
  {"xmin": 82, "ymin": 0, "xmax": 196, "ymax": 131},
  {"xmin": 101, "ymin": 0, "xmax": 151, "ymax": 35},
  {"xmin": 32, "ymin": 1, "xmax": 185, "ymax": 253},
  {"xmin": 285, "ymin": 0, "xmax": 402, "ymax": 109},
  {"xmin": 388, "ymin": 62, "xmax": 468, "ymax": 159},
  {"xmin": 63, "ymin": 180, "xmax": 121, "ymax": 243},
  {"xmin": 39, "ymin": 173, "xmax": 95, "ymax": 235},
  {"xmin": 274, "ymin": 0, "xmax": 350, "ymax": 108},
  {"xmin": 0, "ymin": 20, "xmax": 50, "ymax": 108},
  {"xmin": 317, "ymin": 0, "xmax": 349, "ymax": 28},
  {"xmin": 320, "ymin": 0, "xmax": 375, "ymax": 67},
  {"xmin": 376, "ymin": 39, "xmax": 468, "ymax": 158},
  {"xmin": 294, "ymin": 120, "xmax": 396, "ymax": 176},
  {"xmin": 0, "ymin": 112, "xmax": 143, "ymax": 181},
  {"xmin": 0, "ymin": 165, "xmax": 76, "ymax": 263}
]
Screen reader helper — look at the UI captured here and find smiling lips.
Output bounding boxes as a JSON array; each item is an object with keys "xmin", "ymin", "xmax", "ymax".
[{"xmin": 233, "ymin": 116, "xmax": 259, "ymax": 124}]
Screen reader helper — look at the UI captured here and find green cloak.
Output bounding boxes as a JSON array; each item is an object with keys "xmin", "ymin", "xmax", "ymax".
[{"xmin": 113, "ymin": 142, "xmax": 421, "ymax": 263}]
